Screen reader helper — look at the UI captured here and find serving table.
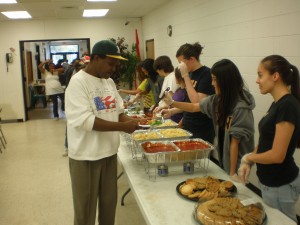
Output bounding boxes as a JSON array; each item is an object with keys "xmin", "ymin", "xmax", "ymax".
[{"xmin": 117, "ymin": 135, "xmax": 296, "ymax": 225}]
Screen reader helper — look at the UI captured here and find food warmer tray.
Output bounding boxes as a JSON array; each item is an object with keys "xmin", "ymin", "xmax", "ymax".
[
  {"xmin": 139, "ymin": 138, "xmax": 214, "ymax": 164},
  {"xmin": 131, "ymin": 128, "xmax": 192, "ymax": 143},
  {"xmin": 131, "ymin": 129, "xmax": 164, "ymax": 143},
  {"xmin": 156, "ymin": 128, "xmax": 193, "ymax": 139},
  {"xmin": 151, "ymin": 119, "xmax": 179, "ymax": 129},
  {"xmin": 170, "ymin": 138, "xmax": 214, "ymax": 162},
  {"xmin": 139, "ymin": 141, "xmax": 180, "ymax": 163}
]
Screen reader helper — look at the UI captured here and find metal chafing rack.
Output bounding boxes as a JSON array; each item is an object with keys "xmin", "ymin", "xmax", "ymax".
[
  {"xmin": 129, "ymin": 128, "xmax": 192, "ymax": 162},
  {"xmin": 130, "ymin": 128, "xmax": 215, "ymax": 180}
]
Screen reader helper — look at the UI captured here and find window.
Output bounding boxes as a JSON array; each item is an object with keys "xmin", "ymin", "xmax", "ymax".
[{"xmin": 50, "ymin": 45, "xmax": 79, "ymax": 64}]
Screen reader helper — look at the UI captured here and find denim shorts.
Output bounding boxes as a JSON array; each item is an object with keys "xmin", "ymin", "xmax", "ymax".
[{"xmin": 260, "ymin": 174, "xmax": 300, "ymax": 222}]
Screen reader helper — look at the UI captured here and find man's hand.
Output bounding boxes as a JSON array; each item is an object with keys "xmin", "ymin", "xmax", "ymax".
[{"xmin": 122, "ymin": 120, "xmax": 139, "ymax": 134}]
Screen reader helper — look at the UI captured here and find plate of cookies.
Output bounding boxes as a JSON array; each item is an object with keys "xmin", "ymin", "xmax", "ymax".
[
  {"xmin": 176, "ymin": 176, "xmax": 237, "ymax": 202},
  {"xmin": 194, "ymin": 197, "xmax": 267, "ymax": 225}
]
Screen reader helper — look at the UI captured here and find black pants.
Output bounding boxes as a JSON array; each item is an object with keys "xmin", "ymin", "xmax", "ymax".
[{"xmin": 50, "ymin": 93, "xmax": 65, "ymax": 117}]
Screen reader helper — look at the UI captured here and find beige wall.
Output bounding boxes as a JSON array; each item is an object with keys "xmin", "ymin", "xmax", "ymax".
[
  {"xmin": 0, "ymin": 18, "xmax": 143, "ymax": 121},
  {"xmin": 142, "ymin": 0, "xmax": 300, "ymax": 189}
]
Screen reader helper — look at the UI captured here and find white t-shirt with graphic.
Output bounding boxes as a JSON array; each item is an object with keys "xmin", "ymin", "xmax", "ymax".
[{"xmin": 65, "ymin": 70, "xmax": 124, "ymax": 160}]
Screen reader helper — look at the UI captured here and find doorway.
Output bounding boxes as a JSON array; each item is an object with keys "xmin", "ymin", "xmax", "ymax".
[
  {"xmin": 20, "ymin": 38, "xmax": 90, "ymax": 121},
  {"xmin": 145, "ymin": 39, "xmax": 155, "ymax": 59}
]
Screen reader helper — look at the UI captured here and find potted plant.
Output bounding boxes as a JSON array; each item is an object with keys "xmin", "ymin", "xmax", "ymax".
[{"xmin": 109, "ymin": 37, "xmax": 139, "ymax": 89}]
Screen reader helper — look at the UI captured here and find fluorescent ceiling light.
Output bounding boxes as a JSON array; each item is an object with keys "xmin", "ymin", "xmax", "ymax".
[
  {"xmin": 0, "ymin": 0, "xmax": 17, "ymax": 3},
  {"xmin": 1, "ymin": 11, "xmax": 32, "ymax": 19},
  {"xmin": 83, "ymin": 9, "xmax": 109, "ymax": 17},
  {"xmin": 87, "ymin": 0, "xmax": 117, "ymax": 2}
]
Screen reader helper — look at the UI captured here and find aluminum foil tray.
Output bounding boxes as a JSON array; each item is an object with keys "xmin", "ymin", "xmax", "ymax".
[
  {"xmin": 139, "ymin": 141, "xmax": 180, "ymax": 163},
  {"xmin": 171, "ymin": 138, "xmax": 214, "ymax": 161},
  {"xmin": 157, "ymin": 128, "xmax": 193, "ymax": 139},
  {"xmin": 139, "ymin": 138, "xmax": 214, "ymax": 164},
  {"xmin": 131, "ymin": 130, "xmax": 163, "ymax": 143},
  {"xmin": 152, "ymin": 119, "xmax": 178, "ymax": 129},
  {"xmin": 131, "ymin": 128, "xmax": 192, "ymax": 143}
]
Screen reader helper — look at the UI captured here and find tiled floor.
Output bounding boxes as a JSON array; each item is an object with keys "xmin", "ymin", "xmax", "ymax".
[
  {"xmin": 0, "ymin": 118, "xmax": 146, "ymax": 225},
  {"xmin": 27, "ymin": 100, "xmax": 65, "ymax": 121}
]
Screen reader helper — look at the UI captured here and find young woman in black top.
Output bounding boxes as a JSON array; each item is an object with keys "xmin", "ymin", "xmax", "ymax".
[
  {"xmin": 238, "ymin": 55, "xmax": 300, "ymax": 222},
  {"xmin": 165, "ymin": 42, "xmax": 215, "ymax": 143}
]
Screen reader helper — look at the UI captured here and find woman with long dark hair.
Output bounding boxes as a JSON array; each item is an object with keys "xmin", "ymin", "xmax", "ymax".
[
  {"xmin": 140, "ymin": 58, "xmax": 164, "ymax": 106},
  {"xmin": 238, "ymin": 55, "xmax": 300, "ymax": 222},
  {"xmin": 163, "ymin": 59, "xmax": 255, "ymax": 179}
]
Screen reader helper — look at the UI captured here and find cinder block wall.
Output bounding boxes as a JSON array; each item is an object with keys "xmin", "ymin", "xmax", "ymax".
[{"xmin": 142, "ymin": 0, "xmax": 300, "ymax": 199}]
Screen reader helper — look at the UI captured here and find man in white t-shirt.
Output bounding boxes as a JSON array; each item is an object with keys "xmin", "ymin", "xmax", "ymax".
[{"xmin": 65, "ymin": 40, "xmax": 139, "ymax": 225}]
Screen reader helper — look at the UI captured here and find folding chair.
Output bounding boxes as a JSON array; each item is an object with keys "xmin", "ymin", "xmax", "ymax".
[
  {"xmin": 28, "ymin": 85, "xmax": 47, "ymax": 108},
  {"xmin": 0, "ymin": 109, "xmax": 6, "ymax": 150}
]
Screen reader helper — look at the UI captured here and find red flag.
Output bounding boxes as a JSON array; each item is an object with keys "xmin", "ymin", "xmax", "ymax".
[{"xmin": 135, "ymin": 29, "xmax": 141, "ymax": 60}]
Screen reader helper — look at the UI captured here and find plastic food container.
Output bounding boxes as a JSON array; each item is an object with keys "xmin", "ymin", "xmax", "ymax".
[{"xmin": 194, "ymin": 197, "xmax": 266, "ymax": 225}]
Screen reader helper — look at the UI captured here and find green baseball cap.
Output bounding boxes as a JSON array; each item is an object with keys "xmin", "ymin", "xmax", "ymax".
[{"xmin": 92, "ymin": 40, "xmax": 127, "ymax": 60}]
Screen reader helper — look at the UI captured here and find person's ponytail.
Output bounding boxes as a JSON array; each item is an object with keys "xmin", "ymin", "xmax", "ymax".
[{"xmin": 290, "ymin": 64, "xmax": 300, "ymax": 104}]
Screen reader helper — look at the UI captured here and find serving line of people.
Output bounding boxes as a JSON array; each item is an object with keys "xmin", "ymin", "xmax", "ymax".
[
  {"xmin": 63, "ymin": 38, "xmax": 300, "ymax": 225},
  {"xmin": 161, "ymin": 55, "xmax": 300, "ymax": 223}
]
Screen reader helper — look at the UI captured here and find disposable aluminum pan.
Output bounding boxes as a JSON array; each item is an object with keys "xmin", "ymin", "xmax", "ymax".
[
  {"xmin": 157, "ymin": 128, "xmax": 193, "ymax": 140},
  {"xmin": 151, "ymin": 119, "xmax": 179, "ymax": 129},
  {"xmin": 139, "ymin": 140, "xmax": 180, "ymax": 164},
  {"xmin": 131, "ymin": 128, "xmax": 192, "ymax": 143},
  {"xmin": 131, "ymin": 130, "xmax": 163, "ymax": 143},
  {"xmin": 171, "ymin": 138, "xmax": 214, "ymax": 161}
]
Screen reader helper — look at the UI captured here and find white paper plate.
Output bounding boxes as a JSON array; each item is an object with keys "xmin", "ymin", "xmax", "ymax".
[{"xmin": 138, "ymin": 124, "xmax": 151, "ymax": 128}]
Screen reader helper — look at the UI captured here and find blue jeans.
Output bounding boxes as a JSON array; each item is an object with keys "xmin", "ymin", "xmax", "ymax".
[
  {"xmin": 50, "ymin": 93, "xmax": 65, "ymax": 118},
  {"xmin": 260, "ymin": 174, "xmax": 300, "ymax": 222}
]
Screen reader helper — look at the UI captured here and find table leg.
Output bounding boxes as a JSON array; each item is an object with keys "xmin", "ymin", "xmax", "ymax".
[
  {"xmin": 117, "ymin": 171, "xmax": 124, "ymax": 180},
  {"xmin": 121, "ymin": 188, "xmax": 131, "ymax": 206}
]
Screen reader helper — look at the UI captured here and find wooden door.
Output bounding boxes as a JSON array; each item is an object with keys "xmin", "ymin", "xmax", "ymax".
[
  {"xmin": 146, "ymin": 39, "xmax": 155, "ymax": 59},
  {"xmin": 26, "ymin": 51, "xmax": 33, "ymax": 83}
]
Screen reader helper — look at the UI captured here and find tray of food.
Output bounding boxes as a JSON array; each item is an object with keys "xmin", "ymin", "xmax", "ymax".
[
  {"xmin": 140, "ymin": 141, "xmax": 180, "ymax": 163},
  {"xmin": 158, "ymin": 128, "xmax": 192, "ymax": 139},
  {"xmin": 176, "ymin": 176, "xmax": 236, "ymax": 202},
  {"xmin": 194, "ymin": 197, "xmax": 267, "ymax": 225},
  {"xmin": 132, "ymin": 128, "xmax": 192, "ymax": 142},
  {"xmin": 173, "ymin": 139, "xmax": 213, "ymax": 151},
  {"xmin": 171, "ymin": 139, "xmax": 214, "ymax": 161},
  {"xmin": 138, "ymin": 119, "xmax": 178, "ymax": 129},
  {"xmin": 132, "ymin": 130, "xmax": 162, "ymax": 142}
]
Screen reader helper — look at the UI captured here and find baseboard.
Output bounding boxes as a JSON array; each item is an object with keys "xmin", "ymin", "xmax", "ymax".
[{"xmin": 1, "ymin": 119, "xmax": 23, "ymax": 123}]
